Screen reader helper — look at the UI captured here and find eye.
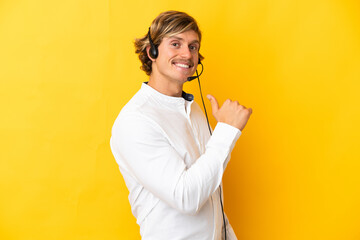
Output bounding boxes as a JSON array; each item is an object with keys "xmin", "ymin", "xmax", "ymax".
[
  {"xmin": 189, "ymin": 45, "xmax": 199, "ymax": 51},
  {"xmin": 171, "ymin": 42, "xmax": 180, "ymax": 47}
]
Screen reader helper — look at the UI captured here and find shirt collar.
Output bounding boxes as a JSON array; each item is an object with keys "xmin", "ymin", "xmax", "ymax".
[{"xmin": 141, "ymin": 82, "xmax": 194, "ymax": 105}]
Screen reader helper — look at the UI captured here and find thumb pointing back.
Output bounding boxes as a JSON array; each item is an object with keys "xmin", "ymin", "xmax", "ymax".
[{"xmin": 207, "ymin": 94, "xmax": 219, "ymax": 115}]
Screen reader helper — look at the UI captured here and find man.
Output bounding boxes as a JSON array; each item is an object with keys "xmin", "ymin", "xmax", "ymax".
[{"xmin": 110, "ymin": 11, "xmax": 252, "ymax": 240}]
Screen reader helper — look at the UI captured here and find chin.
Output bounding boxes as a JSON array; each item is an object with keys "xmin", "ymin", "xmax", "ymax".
[{"xmin": 170, "ymin": 74, "xmax": 191, "ymax": 83}]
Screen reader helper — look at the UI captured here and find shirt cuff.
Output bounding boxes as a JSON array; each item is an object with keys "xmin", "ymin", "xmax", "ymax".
[{"xmin": 206, "ymin": 122, "xmax": 241, "ymax": 151}]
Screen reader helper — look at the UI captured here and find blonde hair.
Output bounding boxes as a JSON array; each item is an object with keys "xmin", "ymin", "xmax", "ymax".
[{"xmin": 134, "ymin": 11, "xmax": 204, "ymax": 76}]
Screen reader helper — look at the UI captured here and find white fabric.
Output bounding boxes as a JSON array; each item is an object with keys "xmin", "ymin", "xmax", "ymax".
[{"xmin": 110, "ymin": 83, "xmax": 241, "ymax": 240}]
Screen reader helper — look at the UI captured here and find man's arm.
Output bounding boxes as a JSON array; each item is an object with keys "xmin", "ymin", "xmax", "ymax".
[{"xmin": 110, "ymin": 113, "xmax": 241, "ymax": 215}]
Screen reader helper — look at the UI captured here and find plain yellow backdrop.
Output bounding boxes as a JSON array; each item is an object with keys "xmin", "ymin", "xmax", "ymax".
[{"xmin": 1, "ymin": 0, "xmax": 359, "ymax": 239}]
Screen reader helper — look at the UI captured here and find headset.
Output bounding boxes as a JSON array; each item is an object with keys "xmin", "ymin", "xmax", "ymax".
[{"xmin": 148, "ymin": 28, "xmax": 228, "ymax": 239}]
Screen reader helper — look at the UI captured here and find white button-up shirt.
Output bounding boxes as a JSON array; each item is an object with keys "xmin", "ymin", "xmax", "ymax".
[{"xmin": 110, "ymin": 83, "xmax": 241, "ymax": 240}]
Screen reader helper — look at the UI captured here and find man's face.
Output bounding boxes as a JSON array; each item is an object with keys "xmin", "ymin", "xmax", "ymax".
[{"xmin": 151, "ymin": 30, "xmax": 200, "ymax": 84}]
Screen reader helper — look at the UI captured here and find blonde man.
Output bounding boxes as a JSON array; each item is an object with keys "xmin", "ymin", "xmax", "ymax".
[{"xmin": 110, "ymin": 10, "xmax": 252, "ymax": 240}]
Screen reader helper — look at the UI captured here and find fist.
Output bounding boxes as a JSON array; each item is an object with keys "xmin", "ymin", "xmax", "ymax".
[{"xmin": 207, "ymin": 94, "xmax": 252, "ymax": 131}]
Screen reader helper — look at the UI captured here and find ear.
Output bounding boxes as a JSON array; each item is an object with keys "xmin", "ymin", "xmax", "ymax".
[{"xmin": 146, "ymin": 46, "xmax": 156, "ymax": 62}]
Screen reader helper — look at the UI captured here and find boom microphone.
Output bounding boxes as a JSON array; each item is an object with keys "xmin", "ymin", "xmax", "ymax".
[{"xmin": 187, "ymin": 60, "xmax": 203, "ymax": 81}]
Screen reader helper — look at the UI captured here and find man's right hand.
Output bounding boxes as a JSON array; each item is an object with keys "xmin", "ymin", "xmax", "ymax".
[{"xmin": 207, "ymin": 94, "xmax": 252, "ymax": 131}]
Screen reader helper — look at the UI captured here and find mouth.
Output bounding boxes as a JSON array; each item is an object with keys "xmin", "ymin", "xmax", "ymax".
[{"xmin": 172, "ymin": 60, "xmax": 194, "ymax": 69}]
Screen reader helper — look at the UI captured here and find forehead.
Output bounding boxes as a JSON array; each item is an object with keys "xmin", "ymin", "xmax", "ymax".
[{"xmin": 164, "ymin": 30, "xmax": 200, "ymax": 43}]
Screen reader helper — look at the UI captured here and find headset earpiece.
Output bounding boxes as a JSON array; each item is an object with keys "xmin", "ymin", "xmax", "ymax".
[{"xmin": 148, "ymin": 28, "xmax": 158, "ymax": 59}]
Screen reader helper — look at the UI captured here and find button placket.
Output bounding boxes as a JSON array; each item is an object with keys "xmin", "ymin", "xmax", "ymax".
[{"xmin": 185, "ymin": 102, "xmax": 202, "ymax": 154}]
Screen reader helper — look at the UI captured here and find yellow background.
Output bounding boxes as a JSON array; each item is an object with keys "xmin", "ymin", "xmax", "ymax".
[{"xmin": 1, "ymin": 0, "xmax": 359, "ymax": 239}]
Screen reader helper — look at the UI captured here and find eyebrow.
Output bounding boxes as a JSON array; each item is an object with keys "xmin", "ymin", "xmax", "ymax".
[{"xmin": 168, "ymin": 36, "xmax": 200, "ymax": 45}]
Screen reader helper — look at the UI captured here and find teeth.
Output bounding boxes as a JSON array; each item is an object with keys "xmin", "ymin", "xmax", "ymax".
[{"xmin": 175, "ymin": 63, "xmax": 190, "ymax": 68}]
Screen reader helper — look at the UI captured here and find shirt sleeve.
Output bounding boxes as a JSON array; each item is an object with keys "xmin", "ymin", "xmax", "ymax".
[{"xmin": 110, "ymin": 113, "xmax": 241, "ymax": 215}]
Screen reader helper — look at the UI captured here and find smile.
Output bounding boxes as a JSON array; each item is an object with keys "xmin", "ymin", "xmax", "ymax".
[{"xmin": 173, "ymin": 62, "xmax": 192, "ymax": 69}]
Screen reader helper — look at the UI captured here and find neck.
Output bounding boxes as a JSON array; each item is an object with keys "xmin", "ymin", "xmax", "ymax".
[{"xmin": 148, "ymin": 74, "xmax": 184, "ymax": 97}]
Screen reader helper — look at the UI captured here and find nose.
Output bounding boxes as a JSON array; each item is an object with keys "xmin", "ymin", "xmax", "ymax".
[{"xmin": 180, "ymin": 46, "xmax": 192, "ymax": 59}]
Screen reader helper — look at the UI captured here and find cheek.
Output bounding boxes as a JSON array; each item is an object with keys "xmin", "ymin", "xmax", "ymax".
[{"xmin": 161, "ymin": 46, "xmax": 177, "ymax": 57}]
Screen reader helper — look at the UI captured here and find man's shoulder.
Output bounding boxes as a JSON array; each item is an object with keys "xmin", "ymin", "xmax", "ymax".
[
  {"xmin": 112, "ymin": 86, "xmax": 161, "ymax": 133},
  {"xmin": 118, "ymin": 88, "xmax": 147, "ymax": 115},
  {"xmin": 114, "ymin": 87, "xmax": 150, "ymax": 123}
]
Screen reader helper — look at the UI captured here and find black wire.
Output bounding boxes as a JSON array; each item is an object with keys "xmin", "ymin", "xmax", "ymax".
[
  {"xmin": 196, "ymin": 69, "xmax": 212, "ymax": 136},
  {"xmin": 196, "ymin": 69, "xmax": 227, "ymax": 240},
  {"xmin": 219, "ymin": 185, "xmax": 227, "ymax": 240}
]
